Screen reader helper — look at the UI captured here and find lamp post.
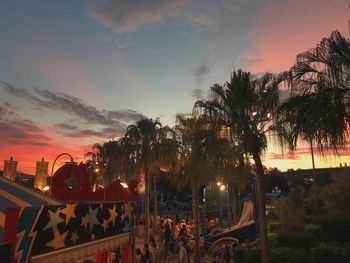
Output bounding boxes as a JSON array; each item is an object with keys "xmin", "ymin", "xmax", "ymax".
[
  {"xmin": 203, "ymin": 186, "xmax": 207, "ymax": 243},
  {"xmin": 47, "ymin": 153, "xmax": 74, "ymax": 204}
]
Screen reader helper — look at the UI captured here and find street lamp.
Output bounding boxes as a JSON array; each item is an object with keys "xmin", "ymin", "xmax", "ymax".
[
  {"xmin": 47, "ymin": 153, "xmax": 74, "ymax": 204},
  {"xmin": 217, "ymin": 180, "xmax": 230, "ymax": 226}
]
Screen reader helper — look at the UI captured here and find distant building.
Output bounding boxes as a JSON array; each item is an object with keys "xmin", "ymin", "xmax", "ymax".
[{"xmin": 0, "ymin": 171, "xmax": 35, "ymax": 188}]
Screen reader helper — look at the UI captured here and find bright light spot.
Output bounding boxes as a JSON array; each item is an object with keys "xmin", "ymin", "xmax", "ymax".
[
  {"xmin": 267, "ymin": 113, "xmax": 271, "ymax": 118},
  {"xmin": 220, "ymin": 185, "xmax": 226, "ymax": 191},
  {"xmin": 43, "ymin": 185, "xmax": 50, "ymax": 191},
  {"xmin": 252, "ymin": 112, "xmax": 257, "ymax": 116},
  {"xmin": 95, "ymin": 162, "xmax": 98, "ymax": 165},
  {"xmin": 120, "ymin": 182, "xmax": 129, "ymax": 188},
  {"xmin": 216, "ymin": 181, "xmax": 222, "ymax": 187},
  {"xmin": 68, "ymin": 186, "xmax": 73, "ymax": 189},
  {"xmin": 94, "ymin": 168, "xmax": 100, "ymax": 173}
]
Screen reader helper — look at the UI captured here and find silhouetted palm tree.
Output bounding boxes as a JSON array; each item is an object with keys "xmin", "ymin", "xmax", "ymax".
[
  {"xmin": 276, "ymin": 31, "xmax": 350, "ymax": 167},
  {"xmin": 150, "ymin": 126, "xmax": 180, "ymax": 226},
  {"xmin": 85, "ymin": 140, "xmax": 123, "ymax": 185},
  {"xmin": 174, "ymin": 114, "xmax": 237, "ymax": 263},
  {"xmin": 124, "ymin": 118, "xmax": 162, "ymax": 244},
  {"xmin": 196, "ymin": 70, "xmax": 284, "ymax": 263}
]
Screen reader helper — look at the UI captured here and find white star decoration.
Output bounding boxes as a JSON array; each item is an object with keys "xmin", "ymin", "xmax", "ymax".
[
  {"xmin": 87, "ymin": 206, "xmax": 100, "ymax": 233},
  {"xmin": 71, "ymin": 231, "xmax": 79, "ymax": 244},
  {"xmin": 44, "ymin": 208, "xmax": 64, "ymax": 231},
  {"xmin": 121, "ymin": 202, "xmax": 132, "ymax": 222}
]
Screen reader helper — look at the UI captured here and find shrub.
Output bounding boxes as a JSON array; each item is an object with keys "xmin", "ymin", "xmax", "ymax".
[
  {"xmin": 275, "ymin": 229, "xmax": 317, "ymax": 249},
  {"xmin": 235, "ymin": 246, "xmax": 261, "ymax": 263},
  {"xmin": 310, "ymin": 242, "xmax": 350, "ymax": 263},
  {"xmin": 315, "ymin": 214, "xmax": 350, "ymax": 242},
  {"xmin": 270, "ymin": 247, "xmax": 309, "ymax": 263}
]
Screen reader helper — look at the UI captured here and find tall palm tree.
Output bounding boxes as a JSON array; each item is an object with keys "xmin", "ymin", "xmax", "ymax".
[
  {"xmin": 150, "ymin": 127, "xmax": 180, "ymax": 226},
  {"xmin": 175, "ymin": 114, "xmax": 237, "ymax": 263},
  {"xmin": 124, "ymin": 118, "xmax": 162, "ymax": 244},
  {"xmin": 196, "ymin": 70, "xmax": 284, "ymax": 263},
  {"xmin": 276, "ymin": 31, "xmax": 350, "ymax": 168}
]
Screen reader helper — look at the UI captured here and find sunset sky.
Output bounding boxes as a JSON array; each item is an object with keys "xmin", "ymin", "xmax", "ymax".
[{"xmin": 0, "ymin": 0, "xmax": 349, "ymax": 174}]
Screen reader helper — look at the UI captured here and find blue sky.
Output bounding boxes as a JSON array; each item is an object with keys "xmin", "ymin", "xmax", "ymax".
[{"xmin": 0, "ymin": 0, "xmax": 349, "ymax": 172}]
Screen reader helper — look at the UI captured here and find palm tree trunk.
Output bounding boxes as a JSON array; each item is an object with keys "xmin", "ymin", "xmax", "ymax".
[
  {"xmin": 252, "ymin": 152, "xmax": 269, "ymax": 263},
  {"xmin": 310, "ymin": 140, "xmax": 316, "ymax": 180},
  {"xmin": 231, "ymin": 182, "xmax": 238, "ymax": 224},
  {"xmin": 153, "ymin": 172, "xmax": 158, "ymax": 227},
  {"xmin": 144, "ymin": 161, "xmax": 150, "ymax": 244},
  {"xmin": 192, "ymin": 174, "xmax": 200, "ymax": 263}
]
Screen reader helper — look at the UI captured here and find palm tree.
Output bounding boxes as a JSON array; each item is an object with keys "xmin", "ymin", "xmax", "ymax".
[
  {"xmin": 276, "ymin": 31, "xmax": 350, "ymax": 169},
  {"xmin": 85, "ymin": 140, "xmax": 123, "ymax": 185},
  {"xmin": 150, "ymin": 127, "xmax": 180, "ymax": 226},
  {"xmin": 196, "ymin": 70, "xmax": 284, "ymax": 263},
  {"xmin": 175, "ymin": 114, "xmax": 237, "ymax": 263},
  {"xmin": 124, "ymin": 118, "xmax": 162, "ymax": 244}
]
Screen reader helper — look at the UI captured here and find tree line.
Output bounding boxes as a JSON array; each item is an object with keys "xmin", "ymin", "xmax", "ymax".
[{"xmin": 85, "ymin": 31, "xmax": 350, "ymax": 263}]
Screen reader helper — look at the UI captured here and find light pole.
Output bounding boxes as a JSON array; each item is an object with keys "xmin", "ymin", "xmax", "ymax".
[
  {"xmin": 203, "ymin": 186, "xmax": 207, "ymax": 243},
  {"xmin": 47, "ymin": 153, "xmax": 74, "ymax": 204}
]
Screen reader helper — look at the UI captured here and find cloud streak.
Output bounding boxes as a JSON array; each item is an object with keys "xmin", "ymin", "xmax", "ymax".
[
  {"xmin": 0, "ymin": 103, "xmax": 52, "ymax": 146},
  {"xmin": 1, "ymin": 81, "xmax": 145, "ymax": 129},
  {"xmin": 90, "ymin": 0, "xmax": 257, "ymax": 34}
]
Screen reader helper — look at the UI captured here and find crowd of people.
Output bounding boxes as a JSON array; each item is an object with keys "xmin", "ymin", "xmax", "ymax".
[
  {"xmin": 135, "ymin": 213, "xmax": 195, "ymax": 263},
  {"xmin": 135, "ymin": 214, "xmax": 236, "ymax": 263}
]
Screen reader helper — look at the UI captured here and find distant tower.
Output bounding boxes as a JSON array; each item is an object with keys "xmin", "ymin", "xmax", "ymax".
[
  {"xmin": 4, "ymin": 156, "xmax": 18, "ymax": 181},
  {"xmin": 35, "ymin": 158, "xmax": 49, "ymax": 191}
]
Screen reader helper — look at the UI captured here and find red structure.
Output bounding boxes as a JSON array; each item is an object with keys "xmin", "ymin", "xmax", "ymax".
[{"xmin": 48, "ymin": 163, "xmax": 138, "ymax": 262}]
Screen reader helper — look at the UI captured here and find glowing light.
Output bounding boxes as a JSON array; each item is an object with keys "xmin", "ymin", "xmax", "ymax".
[
  {"xmin": 220, "ymin": 185, "xmax": 226, "ymax": 191},
  {"xmin": 94, "ymin": 168, "xmax": 100, "ymax": 173},
  {"xmin": 43, "ymin": 185, "xmax": 50, "ymax": 191},
  {"xmin": 120, "ymin": 182, "xmax": 129, "ymax": 188},
  {"xmin": 216, "ymin": 181, "xmax": 222, "ymax": 187},
  {"xmin": 252, "ymin": 112, "xmax": 257, "ymax": 116},
  {"xmin": 267, "ymin": 113, "xmax": 271, "ymax": 118}
]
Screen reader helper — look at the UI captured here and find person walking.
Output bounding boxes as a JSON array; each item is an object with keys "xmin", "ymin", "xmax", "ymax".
[
  {"xmin": 178, "ymin": 240, "xmax": 188, "ymax": 263},
  {"xmin": 150, "ymin": 242, "xmax": 161, "ymax": 263},
  {"xmin": 165, "ymin": 246, "xmax": 179, "ymax": 263}
]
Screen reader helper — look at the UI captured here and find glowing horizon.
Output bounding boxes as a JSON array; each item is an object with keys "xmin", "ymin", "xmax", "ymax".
[{"xmin": 0, "ymin": 0, "xmax": 349, "ymax": 175}]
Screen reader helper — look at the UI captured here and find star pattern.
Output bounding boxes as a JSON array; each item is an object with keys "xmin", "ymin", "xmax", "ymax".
[
  {"xmin": 108, "ymin": 205, "xmax": 119, "ymax": 226},
  {"xmin": 44, "ymin": 208, "xmax": 64, "ymax": 231},
  {"xmin": 71, "ymin": 231, "xmax": 79, "ymax": 244},
  {"xmin": 87, "ymin": 206, "xmax": 100, "ymax": 233},
  {"xmin": 46, "ymin": 229, "xmax": 68, "ymax": 249},
  {"xmin": 20, "ymin": 202, "xmax": 132, "ymax": 258},
  {"xmin": 80, "ymin": 215, "xmax": 89, "ymax": 229},
  {"xmin": 101, "ymin": 218, "xmax": 110, "ymax": 232},
  {"xmin": 60, "ymin": 204, "xmax": 77, "ymax": 225},
  {"xmin": 121, "ymin": 202, "xmax": 133, "ymax": 222}
]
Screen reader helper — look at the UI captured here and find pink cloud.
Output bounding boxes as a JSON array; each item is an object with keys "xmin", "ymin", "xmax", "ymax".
[{"xmin": 245, "ymin": 0, "xmax": 349, "ymax": 73}]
